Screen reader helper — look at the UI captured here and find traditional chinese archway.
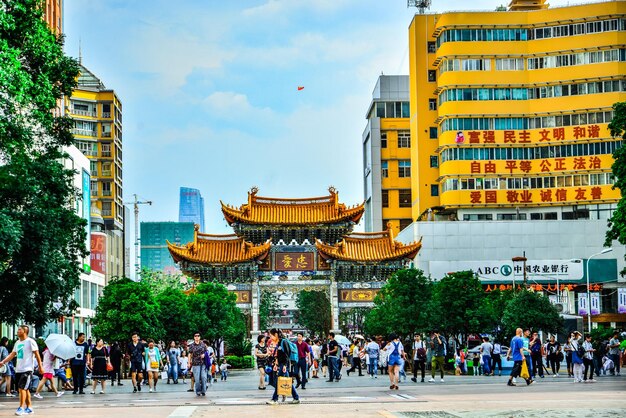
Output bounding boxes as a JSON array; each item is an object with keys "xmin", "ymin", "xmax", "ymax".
[{"xmin": 168, "ymin": 187, "xmax": 421, "ymax": 339}]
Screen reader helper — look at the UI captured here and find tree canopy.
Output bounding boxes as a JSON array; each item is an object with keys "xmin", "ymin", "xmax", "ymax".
[
  {"xmin": 364, "ymin": 268, "xmax": 432, "ymax": 338},
  {"xmin": 295, "ymin": 290, "xmax": 332, "ymax": 337},
  {"xmin": 501, "ymin": 290, "xmax": 563, "ymax": 337},
  {"xmin": 605, "ymin": 101, "xmax": 626, "ymax": 275},
  {"xmin": 0, "ymin": 0, "xmax": 85, "ymax": 325}
]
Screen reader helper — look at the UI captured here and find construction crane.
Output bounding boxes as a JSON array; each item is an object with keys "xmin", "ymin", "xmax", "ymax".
[
  {"xmin": 124, "ymin": 194, "xmax": 152, "ymax": 279},
  {"xmin": 407, "ymin": 0, "xmax": 432, "ymax": 14}
]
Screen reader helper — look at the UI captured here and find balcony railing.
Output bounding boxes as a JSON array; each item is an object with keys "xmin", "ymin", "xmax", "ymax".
[
  {"xmin": 90, "ymin": 190, "xmax": 99, "ymax": 197},
  {"xmin": 71, "ymin": 109, "xmax": 97, "ymax": 117},
  {"xmin": 83, "ymin": 150, "xmax": 98, "ymax": 157},
  {"xmin": 90, "ymin": 170, "xmax": 98, "ymax": 176},
  {"xmin": 102, "ymin": 190, "xmax": 112, "ymax": 197},
  {"xmin": 72, "ymin": 128, "xmax": 97, "ymax": 137},
  {"xmin": 102, "ymin": 209, "xmax": 112, "ymax": 216},
  {"xmin": 102, "ymin": 112, "xmax": 111, "ymax": 118},
  {"xmin": 102, "ymin": 131, "xmax": 112, "ymax": 138},
  {"xmin": 101, "ymin": 170, "xmax": 112, "ymax": 177},
  {"xmin": 101, "ymin": 151, "xmax": 112, "ymax": 157}
]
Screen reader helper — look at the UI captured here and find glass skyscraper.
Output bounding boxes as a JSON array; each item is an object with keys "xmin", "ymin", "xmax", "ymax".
[{"xmin": 179, "ymin": 187, "xmax": 205, "ymax": 232}]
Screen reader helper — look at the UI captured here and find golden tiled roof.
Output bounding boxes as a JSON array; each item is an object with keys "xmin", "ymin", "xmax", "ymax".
[
  {"xmin": 315, "ymin": 226, "xmax": 421, "ymax": 263},
  {"xmin": 221, "ymin": 187, "xmax": 364, "ymax": 226},
  {"xmin": 168, "ymin": 228, "xmax": 271, "ymax": 265}
]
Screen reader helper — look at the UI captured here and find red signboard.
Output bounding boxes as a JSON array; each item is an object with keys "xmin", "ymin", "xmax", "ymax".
[
  {"xmin": 275, "ymin": 252, "xmax": 314, "ymax": 271},
  {"xmin": 90, "ymin": 233, "xmax": 107, "ymax": 275}
]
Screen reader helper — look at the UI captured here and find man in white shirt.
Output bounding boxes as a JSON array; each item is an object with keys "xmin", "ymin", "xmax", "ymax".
[
  {"xmin": 0, "ymin": 325, "xmax": 44, "ymax": 416},
  {"xmin": 582, "ymin": 334, "xmax": 596, "ymax": 382}
]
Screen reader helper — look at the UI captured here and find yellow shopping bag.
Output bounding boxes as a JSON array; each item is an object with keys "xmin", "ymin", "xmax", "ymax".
[
  {"xmin": 277, "ymin": 376, "xmax": 293, "ymax": 397},
  {"xmin": 520, "ymin": 360, "xmax": 530, "ymax": 380}
]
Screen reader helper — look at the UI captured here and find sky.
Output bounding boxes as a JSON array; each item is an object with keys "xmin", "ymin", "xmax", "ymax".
[{"xmin": 64, "ymin": 0, "xmax": 574, "ymax": 235}]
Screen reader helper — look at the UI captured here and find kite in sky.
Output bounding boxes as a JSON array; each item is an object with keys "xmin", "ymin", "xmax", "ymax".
[{"xmin": 297, "ymin": 86, "xmax": 304, "ymax": 91}]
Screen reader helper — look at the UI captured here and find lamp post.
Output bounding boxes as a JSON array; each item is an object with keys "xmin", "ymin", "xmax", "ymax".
[
  {"xmin": 512, "ymin": 251, "xmax": 528, "ymax": 290},
  {"xmin": 585, "ymin": 248, "xmax": 613, "ymax": 332}
]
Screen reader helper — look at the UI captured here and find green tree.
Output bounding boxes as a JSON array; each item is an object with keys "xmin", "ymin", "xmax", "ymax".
[
  {"xmin": 295, "ymin": 290, "xmax": 332, "ymax": 337},
  {"xmin": 140, "ymin": 268, "xmax": 192, "ymax": 295},
  {"xmin": 427, "ymin": 270, "xmax": 488, "ymax": 340},
  {"xmin": 186, "ymin": 282, "xmax": 246, "ymax": 345},
  {"xmin": 155, "ymin": 287, "xmax": 192, "ymax": 343},
  {"xmin": 258, "ymin": 290, "xmax": 280, "ymax": 331},
  {"xmin": 480, "ymin": 288, "xmax": 515, "ymax": 342},
  {"xmin": 363, "ymin": 269, "xmax": 432, "ymax": 338},
  {"xmin": 339, "ymin": 307, "xmax": 370, "ymax": 335},
  {"xmin": 91, "ymin": 277, "xmax": 163, "ymax": 342},
  {"xmin": 0, "ymin": 0, "xmax": 85, "ymax": 325},
  {"xmin": 501, "ymin": 290, "xmax": 563, "ymax": 337},
  {"xmin": 605, "ymin": 101, "xmax": 626, "ymax": 275}
]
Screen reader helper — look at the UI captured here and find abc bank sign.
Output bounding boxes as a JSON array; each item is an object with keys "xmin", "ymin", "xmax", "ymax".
[{"xmin": 429, "ymin": 260, "xmax": 584, "ymax": 282}]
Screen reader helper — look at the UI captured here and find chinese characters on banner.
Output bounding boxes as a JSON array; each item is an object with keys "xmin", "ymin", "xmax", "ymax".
[
  {"xmin": 578, "ymin": 293, "xmax": 588, "ymax": 316},
  {"xmin": 460, "ymin": 125, "xmax": 605, "ymax": 145},
  {"xmin": 618, "ymin": 288, "xmax": 626, "ymax": 314},
  {"xmin": 590, "ymin": 292, "xmax": 601, "ymax": 315},
  {"xmin": 274, "ymin": 252, "xmax": 314, "ymax": 271},
  {"xmin": 467, "ymin": 186, "xmax": 604, "ymax": 205},
  {"xmin": 468, "ymin": 156, "xmax": 603, "ymax": 175}
]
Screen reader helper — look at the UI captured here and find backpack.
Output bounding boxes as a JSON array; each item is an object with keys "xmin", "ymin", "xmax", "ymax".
[
  {"xmin": 575, "ymin": 342, "xmax": 585, "ymax": 358},
  {"xmin": 282, "ymin": 339, "xmax": 299, "ymax": 363},
  {"xmin": 416, "ymin": 348, "xmax": 427, "ymax": 361}
]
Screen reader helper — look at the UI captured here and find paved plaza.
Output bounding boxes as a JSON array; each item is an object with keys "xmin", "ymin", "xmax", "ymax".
[{"xmin": 0, "ymin": 370, "xmax": 623, "ymax": 418}]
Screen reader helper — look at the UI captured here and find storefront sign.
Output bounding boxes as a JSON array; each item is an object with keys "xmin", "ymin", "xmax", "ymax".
[
  {"xmin": 430, "ymin": 259, "xmax": 584, "ymax": 282},
  {"xmin": 339, "ymin": 289, "xmax": 378, "ymax": 302},
  {"xmin": 457, "ymin": 124, "xmax": 608, "ymax": 145},
  {"xmin": 275, "ymin": 252, "xmax": 314, "ymax": 272},
  {"xmin": 578, "ymin": 293, "xmax": 588, "ymax": 316}
]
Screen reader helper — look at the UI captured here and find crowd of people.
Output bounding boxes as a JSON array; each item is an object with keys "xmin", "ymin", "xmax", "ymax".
[{"xmin": 0, "ymin": 324, "xmax": 623, "ymax": 412}]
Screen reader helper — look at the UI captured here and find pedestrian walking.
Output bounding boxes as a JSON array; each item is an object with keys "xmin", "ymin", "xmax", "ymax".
[
  {"xmin": 326, "ymin": 333, "xmax": 340, "ymax": 382},
  {"xmin": 266, "ymin": 329, "xmax": 299, "ymax": 405},
  {"xmin": 546, "ymin": 336, "xmax": 561, "ymax": 376},
  {"xmin": 144, "ymin": 339, "xmax": 163, "ymax": 392},
  {"xmin": 411, "ymin": 334, "xmax": 426, "ymax": 383},
  {"xmin": 179, "ymin": 350, "xmax": 189, "ymax": 384},
  {"xmin": 255, "ymin": 335, "xmax": 269, "ymax": 390},
  {"xmin": 383, "ymin": 334, "xmax": 404, "ymax": 390},
  {"xmin": 429, "ymin": 331, "xmax": 446, "ymax": 383},
  {"xmin": 88, "ymin": 338, "xmax": 110, "ymax": 394},
  {"xmin": 311, "ymin": 340, "xmax": 321, "ymax": 379},
  {"xmin": 188, "ymin": 333, "xmax": 208, "ymax": 396},
  {"xmin": 126, "ymin": 333, "xmax": 145, "ymax": 393},
  {"xmin": 346, "ymin": 338, "xmax": 363, "ymax": 377},
  {"xmin": 507, "ymin": 327, "xmax": 534, "ymax": 386},
  {"xmin": 0, "ymin": 337, "xmax": 15, "ymax": 398},
  {"xmin": 522, "ymin": 329, "xmax": 533, "ymax": 378},
  {"xmin": 0, "ymin": 325, "xmax": 44, "ymax": 416},
  {"xmin": 529, "ymin": 332, "xmax": 544, "ymax": 378},
  {"xmin": 571, "ymin": 331, "xmax": 585, "ymax": 383},
  {"xmin": 582, "ymin": 334, "xmax": 596, "ymax": 382},
  {"xmin": 564, "ymin": 336, "xmax": 574, "ymax": 377},
  {"xmin": 71, "ymin": 333, "xmax": 89, "ymax": 395},
  {"xmin": 366, "ymin": 338, "xmax": 379, "ymax": 378},
  {"xmin": 109, "ymin": 342, "xmax": 123, "ymax": 386},
  {"xmin": 33, "ymin": 347, "xmax": 63, "ymax": 399},
  {"xmin": 491, "ymin": 341, "xmax": 503, "ymax": 376},
  {"xmin": 294, "ymin": 333, "xmax": 310, "ymax": 389},
  {"xmin": 480, "ymin": 337, "xmax": 493, "ymax": 376},
  {"xmin": 166, "ymin": 341, "xmax": 181, "ymax": 384},
  {"xmin": 608, "ymin": 331, "xmax": 621, "ymax": 376}
]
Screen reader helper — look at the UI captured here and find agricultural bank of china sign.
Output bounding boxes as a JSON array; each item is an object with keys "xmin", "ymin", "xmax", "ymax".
[{"xmin": 429, "ymin": 260, "xmax": 584, "ymax": 282}]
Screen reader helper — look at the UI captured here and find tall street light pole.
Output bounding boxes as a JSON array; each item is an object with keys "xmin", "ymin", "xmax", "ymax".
[
  {"xmin": 124, "ymin": 194, "xmax": 152, "ymax": 279},
  {"xmin": 585, "ymin": 248, "xmax": 613, "ymax": 333}
]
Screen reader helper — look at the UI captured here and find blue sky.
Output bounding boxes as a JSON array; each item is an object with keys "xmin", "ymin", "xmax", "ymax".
[{"xmin": 64, "ymin": 0, "xmax": 571, "ymax": 234}]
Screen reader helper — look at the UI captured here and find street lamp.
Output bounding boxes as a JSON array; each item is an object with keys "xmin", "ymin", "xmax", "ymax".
[
  {"xmin": 585, "ymin": 248, "xmax": 613, "ymax": 332},
  {"xmin": 512, "ymin": 252, "xmax": 528, "ymax": 290}
]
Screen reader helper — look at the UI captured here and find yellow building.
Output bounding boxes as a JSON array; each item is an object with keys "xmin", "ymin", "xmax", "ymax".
[
  {"xmin": 363, "ymin": 76, "xmax": 414, "ymax": 233},
  {"xmin": 408, "ymin": 0, "xmax": 626, "ymax": 222},
  {"xmin": 43, "ymin": 0, "xmax": 62, "ymax": 34}
]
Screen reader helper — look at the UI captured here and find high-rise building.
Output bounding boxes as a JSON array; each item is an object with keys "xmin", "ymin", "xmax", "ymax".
[
  {"xmin": 69, "ymin": 64, "xmax": 125, "ymax": 282},
  {"xmin": 141, "ymin": 222, "xmax": 195, "ymax": 274},
  {"xmin": 362, "ymin": 76, "xmax": 412, "ymax": 233},
  {"xmin": 179, "ymin": 187, "xmax": 205, "ymax": 232},
  {"xmin": 408, "ymin": 0, "xmax": 625, "ymax": 222},
  {"xmin": 43, "ymin": 0, "xmax": 62, "ymax": 34}
]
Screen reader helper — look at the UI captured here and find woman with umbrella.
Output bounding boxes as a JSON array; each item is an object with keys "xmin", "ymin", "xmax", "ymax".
[{"xmin": 89, "ymin": 338, "xmax": 111, "ymax": 394}]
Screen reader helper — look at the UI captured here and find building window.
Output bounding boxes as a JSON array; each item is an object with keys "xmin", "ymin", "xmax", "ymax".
[
  {"xmin": 398, "ymin": 131, "xmax": 410, "ymax": 148},
  {"xmin": 399, "ymin": 189, "xmax": 412, "ymax": 208},
  {"xmin": 428, "ymin": 70, "xmax": 436, "ymax": 82},
  {"xmin": 90, "ymin": 161, "xmax": 98, "ymax": 176},
  {"xmin": 398, "ymin": 160, "xmax": 411, "ymax": 177},
  {"xmin": 429, "ymin": 127, "xmax": 438, "ymax": 139},
  {"xmin": 381, "ymin": 132, "xmax": 387, "ymax": 148},
  {"xmin": 429, "ymin": 99, "xmax": 437, "ymax": 111},
  {"xmin": 382, "ymin": 190, "xmax": 389, "ymax": 208},
  {"xmin": 381, "ymin": 161, "xmax": 388, "ymax": 178},
  {"xmin": 430, "ymin": 184, "xmax": 439, "ymax": 197},
  {"xmin": 399, "ymin": 219, "xmax": 413, "ymax": 231},
  {"xmin": 427, "ymin": 42, "xmax": 436, "ymax": 53},
  {"xmin": 430, "ymin": 155, "xmax": 438, "ymax": 168},
  {"xmin": 497, "ymin": 213, "xmax": 527, "ymax": 220},
  {"xmin": 102, "ymin": 201, "xmax": 112, "ymax": 216},
  {"xmin": 101, "ymin": 143, "xmax": 111, "ymax": 157},
  {"xmin": 376, "ymin": 102, "xmax": 385, "ymax": 118},
  {"xmin": 102, "ymin": 182, "xmax": 112, "ymax": 197}
]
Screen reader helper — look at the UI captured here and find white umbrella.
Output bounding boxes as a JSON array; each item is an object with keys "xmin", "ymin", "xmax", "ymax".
[
  {"xmin": 354, "ymin": 334, "xmax": 365, "ymax": 340},
  {"xmin": 44, "ymin": 334, "xmax": 76, "ymax": 360},
  {"xmin": 334, "ymin": 335, "xmax": 351, "ymax": 346}
]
